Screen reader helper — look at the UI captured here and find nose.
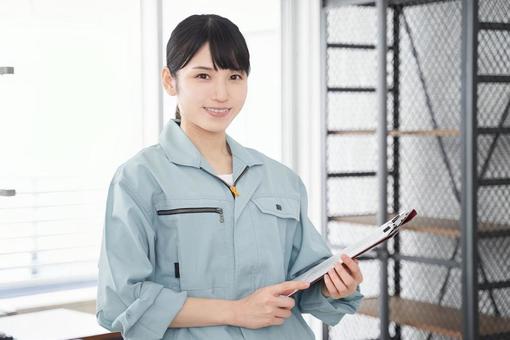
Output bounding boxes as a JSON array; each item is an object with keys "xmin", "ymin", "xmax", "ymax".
[{"xmin": 213, "ymin": 79, "xmax": 229, "ymax": 102}]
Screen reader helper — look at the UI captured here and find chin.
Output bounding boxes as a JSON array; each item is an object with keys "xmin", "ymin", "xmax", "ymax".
[
  {"xmin": 197, "ymin": 118, "xmax": 232, "ymax": 134},
  {"xmin": 184, "ymin": 110, "xmax": 237, "ymax": 134}
]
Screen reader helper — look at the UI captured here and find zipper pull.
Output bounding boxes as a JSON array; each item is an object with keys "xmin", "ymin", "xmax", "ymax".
[
  {"xmin": 217, "ymin": 208, "xmax": 224, "ymax": 223},
  {"xmin": 229, "ymin": 185, "xmax": 239, "ymax": 198}
]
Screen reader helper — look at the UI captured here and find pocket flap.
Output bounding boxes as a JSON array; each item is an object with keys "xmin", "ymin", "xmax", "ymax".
[{"xmin": 252, "ymin": 196, "xmax": 300, "ymax": 221}]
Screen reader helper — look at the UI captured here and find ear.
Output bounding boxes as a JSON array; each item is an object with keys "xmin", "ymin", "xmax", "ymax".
[{"xmin": 162, "ymin": 67, "xmax": 177, "ymax": 96}]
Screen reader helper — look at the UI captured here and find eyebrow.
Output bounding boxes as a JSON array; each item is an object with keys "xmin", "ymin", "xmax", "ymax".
[
  {"xmin": 191, "ymin": 66, "xmax": 216, "ymax": 71},
  {"xmin": 191, "ymin": 66, "xmax": 244, "ymax": 74}
]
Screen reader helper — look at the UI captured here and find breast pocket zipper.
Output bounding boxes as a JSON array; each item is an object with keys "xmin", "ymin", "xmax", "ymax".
[{"xmin": 157, "ymin": 207, "xmax": 224, "ymax": 223}]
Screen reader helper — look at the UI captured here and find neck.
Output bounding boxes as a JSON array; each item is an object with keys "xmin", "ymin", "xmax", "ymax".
[{"xmin": 179, "ymin": 118, "xmax": 231, "ymax": 161}]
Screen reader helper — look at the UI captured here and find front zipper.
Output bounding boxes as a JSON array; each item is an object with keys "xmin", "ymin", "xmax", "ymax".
[
  {"xmin": 157, "ymin": 207, "xmax": 224, "ymax": 223},
  {"xmin": 199, "ymin": 166, "xmax": 249, "ymax": 298},
  {"xmin": 211, "ymin": 166, "xmax": 250, "ymax": 199}
]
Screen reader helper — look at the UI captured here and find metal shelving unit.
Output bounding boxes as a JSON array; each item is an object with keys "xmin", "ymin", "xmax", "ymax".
[{"xmin": 321, "ymin": 0, "xmax": 510, "ymax": 339}]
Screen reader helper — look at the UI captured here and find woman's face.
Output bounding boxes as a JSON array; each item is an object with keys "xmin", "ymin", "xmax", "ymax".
[{"xmin": 162, "ymin": 42, "xmax": 248, "ymax": 134}]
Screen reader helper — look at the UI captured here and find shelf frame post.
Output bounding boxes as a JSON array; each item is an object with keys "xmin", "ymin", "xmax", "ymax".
[
  {"xmin": 392, "ymin": 4, "xmax": 402, "ymax": 339},
  {"xmin": 461, "ymin": 0, "xmax": 479, "ymax": 338},
  {"xmin": 376, "ymin": 0, "xmax": 390, "ymax": 339},
  {"xmin": 319, "ymin": 0, "xmax": 331, "ymax": 339}
]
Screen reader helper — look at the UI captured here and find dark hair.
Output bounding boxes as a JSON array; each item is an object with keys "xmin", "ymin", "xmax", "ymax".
[{"xmin": 166, "ymin": 14, "xmax": 251, "ymax": 120}]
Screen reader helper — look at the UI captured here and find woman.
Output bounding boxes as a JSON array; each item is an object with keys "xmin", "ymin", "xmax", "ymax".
[{"xmin": 96, "ymin": 14, "xmax": 363, "ymax": 340}]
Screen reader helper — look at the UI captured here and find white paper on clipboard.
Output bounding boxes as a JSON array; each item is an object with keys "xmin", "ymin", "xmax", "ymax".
[{"xmin": 287, "ymin": 209, "xmax": 417, "ymax": 297}]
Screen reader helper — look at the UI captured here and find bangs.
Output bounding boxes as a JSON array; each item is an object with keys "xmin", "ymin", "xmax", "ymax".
[{"xmin": 206, "ymin": 20, "xmax": 250, "ymax": 74}]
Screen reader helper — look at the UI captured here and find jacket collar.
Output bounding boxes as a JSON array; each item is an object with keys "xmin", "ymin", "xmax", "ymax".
[{"xmin": 159, "ymin": 119, "xmax": 264, "ymax": 171}]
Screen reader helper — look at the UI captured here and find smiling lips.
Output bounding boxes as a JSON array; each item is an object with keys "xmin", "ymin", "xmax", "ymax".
[{"xmin": 204, "ymin": 107, "xmax": 231, "ymax": 118}]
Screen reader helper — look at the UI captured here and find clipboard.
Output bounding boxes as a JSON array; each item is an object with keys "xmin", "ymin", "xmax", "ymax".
[{"xmin": 287, "ymin": 209, "xmax": 417, "ymax": 297}]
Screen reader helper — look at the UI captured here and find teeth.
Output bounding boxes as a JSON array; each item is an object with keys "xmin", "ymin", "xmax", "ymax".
[{"xmin": 205, "ymin": 107, "xmax": 229, "ymax": 113}]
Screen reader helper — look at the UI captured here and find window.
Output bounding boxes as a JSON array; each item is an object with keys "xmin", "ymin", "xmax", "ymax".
[{"xmin": 0, "ymin": 0, "xmax": 146, "ymax": 297}]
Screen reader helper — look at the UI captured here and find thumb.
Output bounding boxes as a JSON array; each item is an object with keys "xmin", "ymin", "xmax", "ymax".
[{"xmin": 272, "ymin": 280, "xmax": 310, "ymax": 296}]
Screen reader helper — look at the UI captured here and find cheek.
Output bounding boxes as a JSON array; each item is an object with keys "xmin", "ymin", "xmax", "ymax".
[
  {"xmin": 179, "ymin": 85, "xmax": 209, "ymax": 105},
  {"xmin": 233, "ymin": 83, "xmax": 248, "ymax": 104}
]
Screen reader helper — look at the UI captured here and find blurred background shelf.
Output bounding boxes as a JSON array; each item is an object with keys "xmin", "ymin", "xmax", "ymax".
[
  {"xmin": 327, "ymin": 128, "xmax": 461, "ymax": 137},
  {"xmin": 358, "ymin": 297, "xmax": 510, "ymax": 338},
  {"xmin": 329, "ymin": 214, "xmax": 510, "ymax": 238},
  {"xmin": 322, "ymin": 0, "xmax": 510, "ymax": 339}
]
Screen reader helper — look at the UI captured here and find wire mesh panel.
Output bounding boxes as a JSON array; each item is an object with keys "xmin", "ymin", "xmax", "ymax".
[
  {"xmin": 324, "ymin": 0, "xmax": 510, "ymax": 339},
  {"xmin": 325, "ymin": 3, "xmax": 396, "ymax": 339},
  {"xmin": 476, "ymin": 0, "xmax": 510, "ymax": 338}
]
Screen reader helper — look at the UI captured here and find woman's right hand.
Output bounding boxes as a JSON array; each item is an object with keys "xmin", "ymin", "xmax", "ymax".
[{"xmin": 232, "ymin": 280, "xmax": 310, "ymax": 329}]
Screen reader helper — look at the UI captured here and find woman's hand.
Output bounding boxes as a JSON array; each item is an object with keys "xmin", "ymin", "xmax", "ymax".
[
  {"xmin": 232, "ymin": 280, "xmax": 309, "ymax": 329},
  {"xmin": 321, "ymin": 254, "xmax": 363, "ymax": 299}
]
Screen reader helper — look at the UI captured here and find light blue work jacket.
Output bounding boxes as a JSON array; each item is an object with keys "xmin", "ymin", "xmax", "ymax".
[{"xmin": 96, "ymin": 119, "xmax": 362, "ymax": 339}]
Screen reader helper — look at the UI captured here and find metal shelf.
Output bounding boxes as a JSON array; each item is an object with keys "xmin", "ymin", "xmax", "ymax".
[
  {"xmin": 323, "ymin": 0, "xmax": 510, "ymax": 338},
  {"xmin": 478, "ymin": 75, "xmax": 510, "ymax": 83},
  {"xmin": 327, "ymin": 42, "xmax": 395, "ymax": 50},
  {"xmin": 328, "ymin": 127, "xmax": 510, "ymax": 136},
  {"xmin": 327, "ymin": 0, "xmax": 458, "ymax": 8},
  {"xmin": 327, "ymin": 129, "xmax": 461, "ymax": 137},
  {"xmin": 479, "ymin": 22, "xmax": 510, "ymax": 31},
  {"xmin": 329, "ymin": 214, "xmax": 510, "ymax": 238},
  {"xmin": 327, "ymin": 86, "xmax": 395, "ymax": 93},
  {"xmin": 358, "ymin": 297, "xmax": 510, "ymax": 339}
]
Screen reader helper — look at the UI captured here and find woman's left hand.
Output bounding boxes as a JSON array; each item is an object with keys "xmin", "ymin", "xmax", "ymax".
[{"xmin": 321, "ymin": 254, "xmax": 363, "ymax": 300}]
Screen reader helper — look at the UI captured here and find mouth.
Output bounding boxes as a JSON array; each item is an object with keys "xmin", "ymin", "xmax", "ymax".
[{"xmin": 203, "ymin": 107, "xmax": 232, "ymax": 118}]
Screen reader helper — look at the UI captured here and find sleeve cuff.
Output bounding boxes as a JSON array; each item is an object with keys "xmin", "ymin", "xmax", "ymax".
[
  {"xmin": 113, "ymin": 282, "xmax": 188, "ymax": 339},
  {"xmin": 298, "ymin": 282, "xmax": 363, "ymax": 326},
  {"xmin": 137, "ymin": 287, "xmax": 188, "ymax": 339}
]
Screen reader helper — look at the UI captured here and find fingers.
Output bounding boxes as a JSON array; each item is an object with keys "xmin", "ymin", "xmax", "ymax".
[
  {"xmin": 323, "ymin": 273, "xmax": 340, "ymax": 297},
  {"xmin": 341, "ymin": 254, "xmax": 363, "ymax": 283},
  {"xmin": 327, "ymin": 268, "xmax": 348, "ymax": 296},
  {"xmin": 274, "ymin": 295, "xmax": 296, "ymax": 309},
  {"xmin": 282, "ymin": 288, "xmax": 298, "ymax": 297},
  {"xmin": 272, "ymin": 280, "xmax": 310, "ymax": 296},
  {"xmin": 335, "ymin": 264, "xmax": 355, "ymax": 289},
  {"xmin": 322, "ymin": 254, "xmax": 363, "ymax": 299},
  {"xmin": 274, "ymin": 307, "xmax": 292, "ymax": 319}
]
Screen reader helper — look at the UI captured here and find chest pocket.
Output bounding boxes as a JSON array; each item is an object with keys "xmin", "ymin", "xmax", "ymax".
[
  {"xmin": 251, "ymin": 195, "xmax": 300, "ymax": 283},
  {"xmin": 252, "ymin": 196, "xmax": 301, "ymax": 221},
  {"xmin": 155, "ymin": 199, "xmax": 231, "ymax": 291}
]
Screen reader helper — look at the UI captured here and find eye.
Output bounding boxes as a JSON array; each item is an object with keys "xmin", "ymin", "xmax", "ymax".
[
  {"xmin": 230, "ymin": 74, "xmax": 243, "ymax": 80},
  {"xmin": 196, "ymin": 73, "xmax": 210, "ymax": 80}
]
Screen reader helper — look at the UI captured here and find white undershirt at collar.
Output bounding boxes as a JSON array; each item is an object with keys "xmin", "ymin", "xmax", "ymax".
[{"xmin": 217, "ymin": 173, "xmax": 234, "ymax": 186}]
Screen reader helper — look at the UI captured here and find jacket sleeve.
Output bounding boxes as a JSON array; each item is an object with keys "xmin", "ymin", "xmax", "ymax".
[
  {"xmin": 287, "ymin": 177, "xmax": 363, "ymax": 327},
  {"xmin": 96, "ymin": 173, "xmax": 188, "ymax": 339}
]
